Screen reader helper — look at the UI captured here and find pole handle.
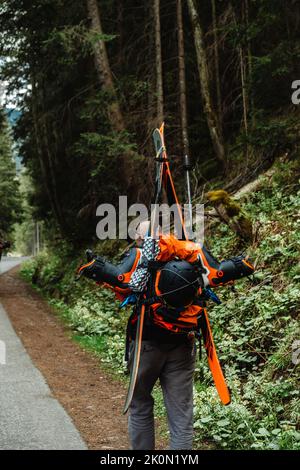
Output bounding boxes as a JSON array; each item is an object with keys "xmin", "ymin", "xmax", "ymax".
[{"xmin": 184, "ymin": 154, "xmax": 192, "ymax": 171}]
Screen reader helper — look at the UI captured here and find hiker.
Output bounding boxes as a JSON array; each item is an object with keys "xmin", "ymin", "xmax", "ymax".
[
  {"xmin": 78, "ymin": 221, "xmax": 254, "ymax": 450},
  {"xmin": 128, "ymin": 221, "xmax": 197, "ymax": 450}
]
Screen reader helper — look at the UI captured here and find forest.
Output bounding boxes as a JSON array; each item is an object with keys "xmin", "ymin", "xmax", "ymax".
[{"xmin": 0, "ymin": 0, "xmax": 299, "ymax": 452}]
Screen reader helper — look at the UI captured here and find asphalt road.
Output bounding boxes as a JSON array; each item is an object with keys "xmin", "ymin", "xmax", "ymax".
[
  {"xmin": 0, "ymin": 257, "xmax": 87, "ymax": 449},
  {"xmin": 0, "ymin": 256, "xmax": 30, "ymax": 275}
]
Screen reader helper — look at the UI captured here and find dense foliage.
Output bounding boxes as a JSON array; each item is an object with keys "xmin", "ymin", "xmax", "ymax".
[
  {"xmin": 1, "ymin": 1, "xmax": 299, "ymax": 244},
  {"xmin": 21, "ymin": 158, "xmax": 300, "ymax": 450},
  {"xmin": 0, "ymin": 110, "xmax": 21, "ymax": 237}
]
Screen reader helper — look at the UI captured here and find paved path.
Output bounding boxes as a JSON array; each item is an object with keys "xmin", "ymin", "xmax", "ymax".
[
  {"xmin": 0, "ymin": 256, "xmax": 30, "ymax": 275},
  {"xmin": 0, "ymin": 258, "xmax": 87, "ymax": 449}
]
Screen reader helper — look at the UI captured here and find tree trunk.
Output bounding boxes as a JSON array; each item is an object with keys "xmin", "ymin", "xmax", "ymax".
[
  {"xmin": 245, "ymin": 0, "xmax": 254, "ymax": 127},
  {"xmin": 86, "ymin": 0, "xmax": 125, "ymax": 132},
  {"xmin": 230, "ymin": 1, "xmax": 249, "ymax": 167},
  {"xmin": 31, "ymin": 77, "xmax": 63, "ymax": 231},
  {"xmin": 41, "ymin": 115, "xmax": 65, "ymax": 229},
  {"xmin": 154, "ymin": 0, "xmax": 164, "ymax": 125},
  {"xmin": 211, "ymin": 0, "xmax": 222, "ymax": 131},
  {"xmin": 206, "ymin": 190, "xmax": 253, "ymax": 241},
  {"xmin": 240, "ymin": 45, "xmax": 248, "ymax": 136},
  {"xmin": 145, "ymin": 1, "xmax": 155, "ymax": 134},
  {"xmin": 177, "ymin": 0, "xmax": 189, "ymax": 157},
  {"xmin": 117, "ymin": 1, "xmax": 125, "ymax": 69},
  {"xmin": 231, "ymin": 1, "xmax": 248, "ymax": 137},
  {"xmin": 86, "ymin": 0, "xmax": 137, "ymax": 193},
  {"xmin": 187, "ymin": 0, "xmax": 226, "ymax": 169}
]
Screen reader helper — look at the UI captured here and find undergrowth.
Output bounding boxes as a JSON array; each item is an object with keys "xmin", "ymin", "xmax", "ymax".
[{"xmin": 20, "ymin": 158, "xmax": 300, "ymax": 450}]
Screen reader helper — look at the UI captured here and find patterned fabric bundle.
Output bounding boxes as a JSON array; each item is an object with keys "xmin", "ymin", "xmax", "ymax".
[{"xmin": 129, "ymin": 237, "xmax": 160, "ymax": 293}]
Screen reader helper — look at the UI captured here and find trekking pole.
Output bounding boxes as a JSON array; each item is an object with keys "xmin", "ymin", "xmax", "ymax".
[{"xmin": 183, "ymin": 154, "xmax": 194, "ymax": 240}]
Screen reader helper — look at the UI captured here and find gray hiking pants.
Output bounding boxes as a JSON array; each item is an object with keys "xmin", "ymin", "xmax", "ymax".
[{"xmin": 128, "ymin": 339, "xmax": 196, "ymax": 450}]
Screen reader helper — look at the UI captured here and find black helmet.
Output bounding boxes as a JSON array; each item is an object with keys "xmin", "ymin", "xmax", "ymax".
[{"xmin": 157, "ymin": 259, "xmax": 201, "ymax": 308}]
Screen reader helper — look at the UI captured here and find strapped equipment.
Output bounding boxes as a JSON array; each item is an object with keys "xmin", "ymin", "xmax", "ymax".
[
  {"xmin": 156, "ymin": 259, "xmax": 203, "ymax": 308},
  {"xmin": 78, "ymin": 247, "xmax": 141, "ymax": 295},
  {"xmin": 77, "ymin": 123, "xmax": 255, "ymax": 409}
]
